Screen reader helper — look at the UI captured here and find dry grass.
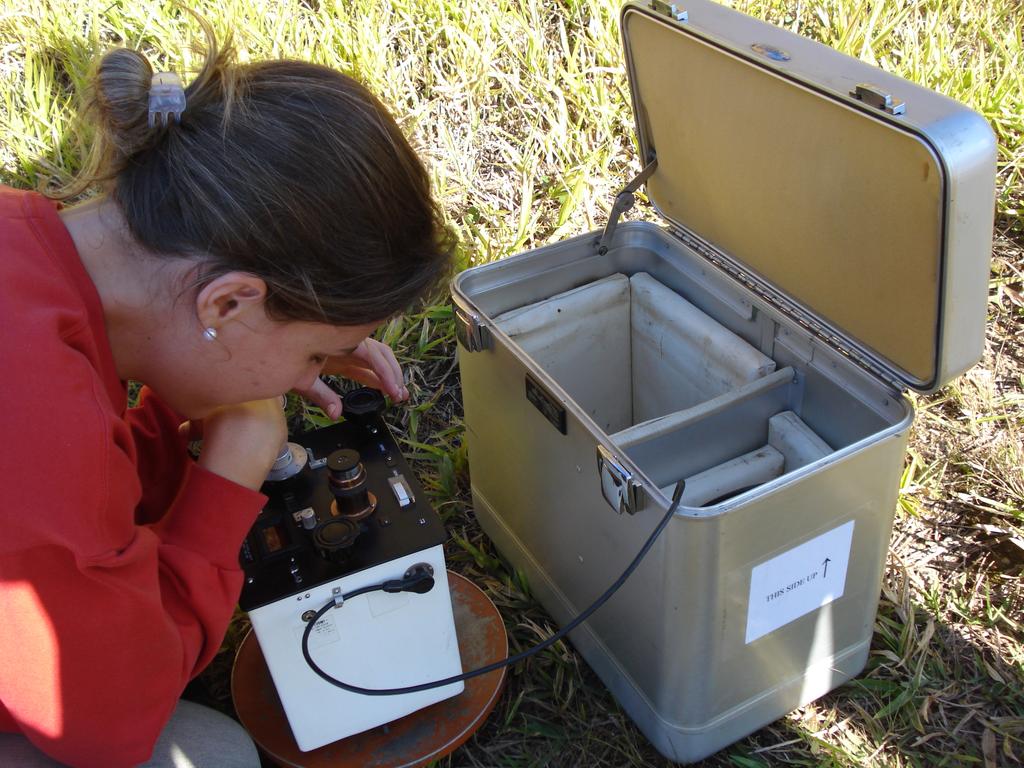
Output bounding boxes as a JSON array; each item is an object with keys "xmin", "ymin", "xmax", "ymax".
[{"xmin": 2, "ymin": 0, "xmax": 1022, "ymax": 766}]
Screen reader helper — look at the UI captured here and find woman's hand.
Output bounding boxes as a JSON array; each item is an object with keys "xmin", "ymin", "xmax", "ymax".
[
  {"xmin": 293, "ymin": 338, "xmax": 408, "ymax": 420},
  {"xmin": 195, "ymin": 398, "xmax": 287, "ymax": 491}
]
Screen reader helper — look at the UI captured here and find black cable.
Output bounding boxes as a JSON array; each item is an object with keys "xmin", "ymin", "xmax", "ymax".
[
  {"xmin": 301, "ymin": 480, "xmax": 686, "ymax": 696},
  {"xmin": 333, "ymin": 583, "xmax": 384, "ymax": 602}
]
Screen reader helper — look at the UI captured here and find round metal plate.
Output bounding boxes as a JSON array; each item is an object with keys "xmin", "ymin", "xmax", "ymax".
[{"xmin": 231, "ymin": 571, "xmax": 508, "ymax": 768}]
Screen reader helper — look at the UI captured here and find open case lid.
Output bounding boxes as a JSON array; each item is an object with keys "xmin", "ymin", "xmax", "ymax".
[{"xmin": 621, "ymin": 0, "xmax": 996, "ymax": 393}]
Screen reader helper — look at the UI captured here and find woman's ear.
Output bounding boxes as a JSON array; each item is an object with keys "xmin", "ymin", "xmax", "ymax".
[{"xmin": 195, "ymin": 272, "xmax": 268, "ymax": 331}]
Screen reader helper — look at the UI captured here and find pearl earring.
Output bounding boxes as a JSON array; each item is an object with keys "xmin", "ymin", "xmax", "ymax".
[{"xmin": 202, "ymin": 327, "xmax": 218, "ymax": 341}]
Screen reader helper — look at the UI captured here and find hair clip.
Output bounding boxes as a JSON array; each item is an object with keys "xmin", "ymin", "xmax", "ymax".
[{"xmin": 148, "ymin": 72, "xmax": 186, "ymax": 128}]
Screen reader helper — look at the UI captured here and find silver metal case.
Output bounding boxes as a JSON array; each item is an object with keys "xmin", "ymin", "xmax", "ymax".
[{"xmin": 451, "ymin": 0, "xmax": 995, "ymax": 762}]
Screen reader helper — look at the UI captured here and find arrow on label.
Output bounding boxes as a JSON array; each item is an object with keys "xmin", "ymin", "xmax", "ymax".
[{"xmin": 823, "ymin": 557, "xmax": 831, "ymax": 578}]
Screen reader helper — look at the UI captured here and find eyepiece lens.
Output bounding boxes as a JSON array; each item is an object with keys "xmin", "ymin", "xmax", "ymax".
[{"xmin": 342, "ymin": 387, "xmax": 386, "ymax": 420}]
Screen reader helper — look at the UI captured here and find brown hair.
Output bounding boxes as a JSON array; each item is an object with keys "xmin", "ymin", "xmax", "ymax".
[{"xmin": 57, "ymin": 22, "xmax": 452, "ymax": 325}]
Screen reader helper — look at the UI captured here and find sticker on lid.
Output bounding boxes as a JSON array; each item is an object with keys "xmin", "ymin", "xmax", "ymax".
[
  {"xmin": 750, "ymin": 42, "xmax": 791, "ymax": 61},
  {"xmin": 745, "ymin": 520, "xmax": 854, "ymax": 644}
]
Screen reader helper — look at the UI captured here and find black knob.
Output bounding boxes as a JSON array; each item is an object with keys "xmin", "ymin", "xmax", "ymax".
[
  {"xmin": 342, "ymin": 388, "xmax": 386, "ymax": 425},
  {"xmin": 313, "ymin": 519, "xmax": 361, "ymax": 562}
]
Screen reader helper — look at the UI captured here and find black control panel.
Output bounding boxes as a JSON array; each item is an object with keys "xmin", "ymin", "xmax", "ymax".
[{"xmin": 238, "ymin": 388, "xmax": 446, "ymax": 611}]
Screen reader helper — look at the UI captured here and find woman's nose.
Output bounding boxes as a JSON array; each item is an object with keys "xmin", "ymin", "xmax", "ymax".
[{"xmin": 297, "ymin": 363, "xmax": 325, "ymax": 391}]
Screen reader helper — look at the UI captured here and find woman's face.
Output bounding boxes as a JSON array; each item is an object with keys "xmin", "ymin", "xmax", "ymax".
[
  {"xmin": 146, "ymin": 272, "xmax": 384, "ymax": 419},
  {"xmin": 214, "ymin": 316, "xmax": 382, "ymax": 401},
  {"xmin": 59, "ymin": 202, "xmax": 389, "ymax": 419},
  {"xmin": 162, "ymin": 316, "xmax": 382, "ymax": 420}
]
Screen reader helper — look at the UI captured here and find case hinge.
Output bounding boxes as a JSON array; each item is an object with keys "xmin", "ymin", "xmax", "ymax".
[
  {"xmin": 849, "ymin": 83, "xmax": 905, "ymax": 116},
  {"xmin": 649, "ymin": 0, "xmax": 688, "ymax": 22},
  {"xmin": 453, "ymin": 303, "xmax": 491, "ymax": 352},
  {"xmin": 597, "ymin": 445, "xmax": 645, "ymax": 515},
  {"xmin": 667, "ymin": 225, "xmax": 905, "ymax": 394},
  {"xmin": 597, "ymin": 157, "xmax": 659, "ymax": 255}
]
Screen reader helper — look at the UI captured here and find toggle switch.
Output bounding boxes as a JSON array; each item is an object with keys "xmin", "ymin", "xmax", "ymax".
[{"xmin": 387, "ymin": 475, "xmax": 415, "ymax": 507}]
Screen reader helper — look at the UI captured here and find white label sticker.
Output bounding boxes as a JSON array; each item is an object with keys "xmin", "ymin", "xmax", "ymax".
[
  {"xmin": 293, "ymin": 614, "xmax": 340, "ymax": 650},
  {"xmin": 745, "ymin": 520, "xmax": 855, "ymax": 644}
]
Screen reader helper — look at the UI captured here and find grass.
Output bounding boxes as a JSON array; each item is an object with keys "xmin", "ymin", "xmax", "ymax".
[{"xmin": 2, "ymin": 0, "xmax": 1022, "ymax": 766}]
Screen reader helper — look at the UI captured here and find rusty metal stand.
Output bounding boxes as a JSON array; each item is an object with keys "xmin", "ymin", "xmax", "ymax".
[{"xmin": 231, "ymin": 572, "xmax": 508, "ymax": 768}]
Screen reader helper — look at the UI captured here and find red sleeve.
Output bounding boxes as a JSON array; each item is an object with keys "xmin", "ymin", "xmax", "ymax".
[
  {"xmin": 124, "ymin": 386, "xmax": 191, "ymax": 525},
  {"xmin": 1, "ymin": 378, "xmax": 265, "ymax": 768},
  {"xmin": 1, "ymin": 450, "xmax": 265, "ymax": 767},
  {"xmin": 0, "ymin": 185, "xmax": 267, "ymax": 767}
]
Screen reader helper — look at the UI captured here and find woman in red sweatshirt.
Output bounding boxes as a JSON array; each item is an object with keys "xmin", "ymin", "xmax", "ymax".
[{"xmin": 0, "ymin": 24, "xmax": 451, "ymax": 768}]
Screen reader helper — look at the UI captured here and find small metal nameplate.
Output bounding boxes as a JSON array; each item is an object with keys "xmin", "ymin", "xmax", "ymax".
[{"xmin": 525, "ymin": 374, "xmax": 567, "ymax": 435}]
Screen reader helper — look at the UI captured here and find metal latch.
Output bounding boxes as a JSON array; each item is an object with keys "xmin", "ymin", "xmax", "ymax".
[
  {"xmin": 849, "ymin": 83, "xmax": 905, "ymax": 115},
  {"xmin": 453, "ymin": 303, "xmax": 491, "ymax": 352},
  {"xmin": 650, "ymin": 0, "xmax": 688, "ymax": 21},
  {"xmin": 597, "ymin": 157, "xmax": 659, "ymax": 255},
  {"xmin": 597, "ymin": 445, "xmax": 645, "ymax": 515}
]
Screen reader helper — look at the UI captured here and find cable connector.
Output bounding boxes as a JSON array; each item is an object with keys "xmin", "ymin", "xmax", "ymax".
[{"xmin": 382, "ymin": 563, "xmax": 435, "ymax": 594}]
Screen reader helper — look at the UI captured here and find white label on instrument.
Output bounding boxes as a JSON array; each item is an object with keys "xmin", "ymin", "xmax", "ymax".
[
  {"xmin": 294, "ymin": 614, "xmax": 340, "ymax": 649},
  {"xmin": 745, "ymin": 520, "xmax": 854, "ymax": 644}
]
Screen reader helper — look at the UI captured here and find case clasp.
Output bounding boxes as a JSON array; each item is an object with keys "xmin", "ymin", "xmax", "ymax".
[
  {"xmin": 649, "ymin": 0, "xmax": 688, "ymax": 21},
  {"xmin": 849, "ymin": 83, "xmax": 905, "ymax": 115},
  {"xmin": 597, "ymin": 445, "xmax": 645, "ymax": 515},
  {"xmin": 453, "ymin": 303, "xmax": 491, "ymax": 352}
]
